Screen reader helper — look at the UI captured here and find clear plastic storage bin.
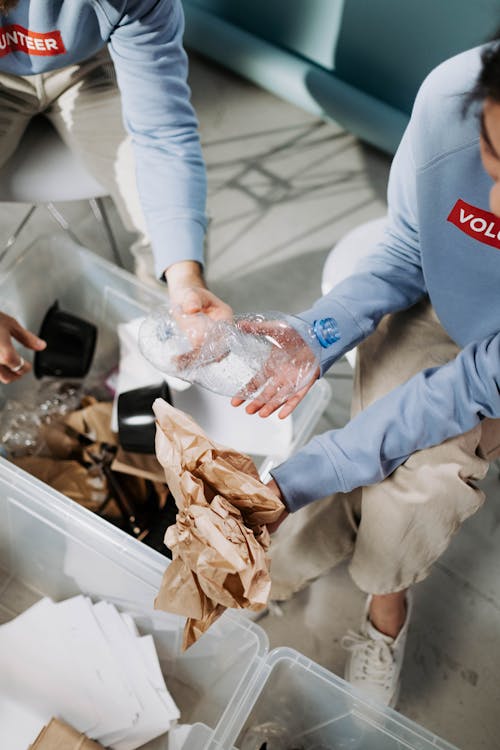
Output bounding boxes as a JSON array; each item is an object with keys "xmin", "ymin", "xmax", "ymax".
[
  {"xmin": 0, "ymin": 236, "xmax": 330, "ymax": 474},
  {"xmin": 0, "ymin": 236, "xmax": 329, "ymax": 749},
  {"xmin": 213, "ymin": 648, "xmax": 459, "ymax": 750},
  {"xmin": 0, "ymin": 458, "xmax": 268, "ymax": 749}
]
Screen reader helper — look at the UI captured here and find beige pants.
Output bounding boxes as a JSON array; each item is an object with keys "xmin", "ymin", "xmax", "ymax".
[
  {"xmin": 0, "ymin": 48, "xmax": 155, "ymax": 281},
  {"xmin": 270, "ymin": 299, "xmax": 500, "ymax": 599}
]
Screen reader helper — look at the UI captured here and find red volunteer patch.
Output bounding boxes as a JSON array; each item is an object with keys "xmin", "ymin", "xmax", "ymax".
[
  {"xmin": 447, "ymin": 198, "xmax": 500, "ymax": 250},
  {"xmin": 0, "ymin": 24, "xmax": 65, "ymax": 57}
]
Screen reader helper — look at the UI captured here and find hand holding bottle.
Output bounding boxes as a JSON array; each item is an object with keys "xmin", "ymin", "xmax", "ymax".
[
  {"xmin": 230, "ymin": 316, "xmax": 320, "ymax": 419},
  {"xmin": 164, "ymin": 264, "xmax": 233, "ymax": 325},
  {"xmin": 138, "ymin": 308, "xmax": 320, "ymax": 415}
]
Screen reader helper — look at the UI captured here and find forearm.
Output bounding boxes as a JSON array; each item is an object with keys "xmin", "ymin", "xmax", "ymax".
[
  {"xmin": 164, "ymin": 259, "xmax": 206, "ymax": 290},
  {"xmin": 272, "ymin": 332, "xmax": 500, "ymax": 511},
  {"xmin": 110, "ymin": 0, "xmax": 208, "ymax": 278}
]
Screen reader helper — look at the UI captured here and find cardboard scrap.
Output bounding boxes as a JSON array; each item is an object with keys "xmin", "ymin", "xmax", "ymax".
[
  {"xmin": 28, "ymin": 718, "xmax": 104, "ymax": 749},
  {"xmin": 152, "ymin": 399, "xmax": 285, "ymax": 649}
]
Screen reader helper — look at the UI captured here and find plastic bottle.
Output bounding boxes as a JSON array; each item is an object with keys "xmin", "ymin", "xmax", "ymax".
[{"xmin": 138, "ymin": 306, "xmax": 325, "ymax": 403}]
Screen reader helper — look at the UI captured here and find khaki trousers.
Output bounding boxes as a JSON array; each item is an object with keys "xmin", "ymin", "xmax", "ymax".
[
  {"xmin": 270, "ymin": 299, "xmax": 500, "ymax": 599},
  {"xmin": 0, "ymin": 48, "xmax": 155, "ymax": 281}
]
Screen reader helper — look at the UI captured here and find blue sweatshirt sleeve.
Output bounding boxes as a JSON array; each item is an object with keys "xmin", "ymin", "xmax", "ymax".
[
  {"xmin": 294, "ymin": 112, "xmax": 426, "ymax": 374},
  {"xmin": 272, "ymin": 332, "xmax": 500, "ymax": 511},
  {"xmin": 108, "ymin": 0, "xmax": 207, "ymax": 278}
]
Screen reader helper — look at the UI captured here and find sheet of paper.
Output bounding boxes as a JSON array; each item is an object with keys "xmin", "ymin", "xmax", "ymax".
[
  {"xmin": 0, "ymin": 598, "xmax": 101, "ymax": 734},
  {"xmin": 0, "ymin": 696, "xmax": 47, "ymax": 750},
  {"xmin": 54, "ymin": 597, "xmax": 140, "ymax": 738},
  {"xmin": 137, "ymin": 636, "xmax": 180, "ymax": 718},
  {"xmin": 93, "ymin": 601, "xmax": 175, "ymax": 750},
  {"xmin": 0, "ymin": 596, "xmax": 180, "ymax": 750}
]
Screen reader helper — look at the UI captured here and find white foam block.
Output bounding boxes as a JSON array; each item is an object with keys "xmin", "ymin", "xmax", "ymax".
[{"xmin": 171, "ymin": 384, "xmax": 293, "ymax": 458}]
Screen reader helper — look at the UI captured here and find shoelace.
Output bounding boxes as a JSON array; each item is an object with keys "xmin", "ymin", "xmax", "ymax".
[{"xmin": 341, "ymin": 630, "xmax": 395, "ymax": 686}]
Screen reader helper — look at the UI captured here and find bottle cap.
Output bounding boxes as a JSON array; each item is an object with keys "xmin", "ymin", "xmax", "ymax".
[{"xmin": 313, "ymin": 317, "xmax": 340, "ymax": 348}]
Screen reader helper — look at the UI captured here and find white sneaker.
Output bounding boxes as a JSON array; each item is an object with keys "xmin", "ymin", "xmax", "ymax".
[{"xmin": 341, "ymin": 592, "xmax": 412, "ymax": 708}]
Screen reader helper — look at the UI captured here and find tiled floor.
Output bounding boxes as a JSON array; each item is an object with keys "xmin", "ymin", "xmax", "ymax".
[{"xmin": 0, "ymin": 51, "xmax": 498, "ymax": 750}]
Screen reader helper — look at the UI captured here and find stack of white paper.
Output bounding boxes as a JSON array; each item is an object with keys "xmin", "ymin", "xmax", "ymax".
[{"xmin": 0, "ymin": 596, "xmax": 180, "ymax": 750}]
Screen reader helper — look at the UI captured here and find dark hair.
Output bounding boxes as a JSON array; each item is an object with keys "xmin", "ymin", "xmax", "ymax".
[
  {"xmin": 0, "ymin": 0, "xmax": 20, "ymax": 12},
  {"xmin": 463, "ymin": 40, "xmax": 500, "ymax": 115}
]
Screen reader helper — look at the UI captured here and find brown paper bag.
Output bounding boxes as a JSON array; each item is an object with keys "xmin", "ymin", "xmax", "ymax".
[
  {"xmin": 12, "ymin": 456, "xmax": 108, "ymax": 508},
  {"xmin": 152, "ymin": 398, "xmax": 285, "ymax": 649},
  {"xmin": 65, "ymin": 401, "xmax": 116, "ymax": 445},
  {"xmin": 38, "ymin": 422, "xmax": 81, "ymax": 459},
  {"xmin": 29, "ymin": 718, "xmax": 104, "ymax": 749},
  {"xmin": 111, "ymin": 446, "xmax": 166, "ymax": 484}
]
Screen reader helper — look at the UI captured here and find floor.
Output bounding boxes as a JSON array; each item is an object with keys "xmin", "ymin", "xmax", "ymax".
[{"xmin": 0, "ymin": 51, "xmax": 498, "ymax": 750}]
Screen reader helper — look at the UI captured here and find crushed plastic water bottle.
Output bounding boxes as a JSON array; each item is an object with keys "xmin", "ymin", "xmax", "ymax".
[{"xmin": 138, "ymin": 306, "xmax": 321, "ymax": 403}]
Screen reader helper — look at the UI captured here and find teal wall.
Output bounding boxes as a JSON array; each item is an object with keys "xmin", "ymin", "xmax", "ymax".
[
  {"xmin": 183, "ymin": 1, "xmax": 500, "ymax": 153},
  {"xmin": 187, "ymin": 0, "xmax": 346, "ymax": 72}
]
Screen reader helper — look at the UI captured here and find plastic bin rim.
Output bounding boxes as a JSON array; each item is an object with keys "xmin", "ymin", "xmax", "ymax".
[
  {"xmin": 232, "ymin": 646, "xmax": 460, "ymax": 750},
  {"xmin": 0, "ymin": 456, "xmax": 168, "ymax": 580},
  {"xmin": 0, "ymin": 234, "xmax": 165, "ymax": 301},
  {"xmin": 0, "ymin": 455, "xmax": 270, "ymax": 648}
]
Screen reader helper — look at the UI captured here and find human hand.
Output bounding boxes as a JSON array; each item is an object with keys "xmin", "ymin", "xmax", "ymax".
[
  {"xmin": 265, "ymin": 478, "xmax": 289, "ymax": 533},
  {"xmin": 160, "ymin": 262, "xmax": 233, "ymax": 376},
  {"xmin": 165, "ymin": 260, "xmax": 232, "ymax": 323},
  {"xmin": 0, "ymin": 313, "xmax": 46, "ymax": 383},
  {"xmin": 171, "ymin": 286, "xmax": 233, "ymax": 324},
  {"xmin": 231, "ymin": 317, "xmax": 319, "ymax": 419},
  {"xmin": 162, "ymin": 287, "xmax": 233, "ymax": 376}
]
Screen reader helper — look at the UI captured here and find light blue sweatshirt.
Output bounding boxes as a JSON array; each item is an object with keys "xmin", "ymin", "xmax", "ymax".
[
  {"xmin": 0, "ymin": 1, "xmax": 207, "ymax": 278},
  {"xmin": 273, "ymin": 46, "xmax": 500, "ymax": 513}
]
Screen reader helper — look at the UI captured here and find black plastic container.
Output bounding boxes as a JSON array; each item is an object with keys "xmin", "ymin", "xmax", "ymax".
[
  {"xmin": 118, "ymin": 382, "xmax": 170, "ymax": 454},
  {"xmin": 34, "ymin": 301, "xmax": 97, "ymax": 379}
]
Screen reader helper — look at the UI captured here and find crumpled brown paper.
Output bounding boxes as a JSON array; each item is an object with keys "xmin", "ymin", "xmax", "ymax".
[
  {"xmin": 38, "ymin": 422, "xmax": 81, "ymax": 459},
  {"xmin": 152, "ymin": 398, "xmax": 285, "ymax": 649},
  {"xmin": 65, "ymin": 399, "xmax": 116, "ymax": 446},
  {"xmin": 12, "ymin": 456, "xmax": 108, "ymax": 508},
  {"xmin": 111, "ymin": 446, "xmax": 166, "ymax": 484},
  {"xmin": 14, "ymin": 401, "xmax": 156, "ymax": 520}
]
